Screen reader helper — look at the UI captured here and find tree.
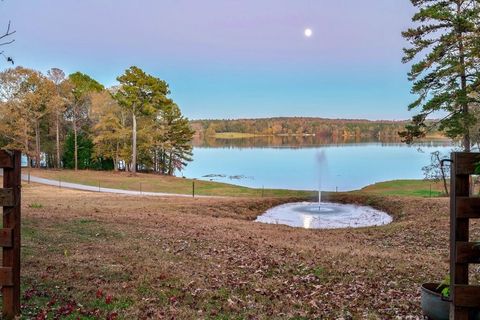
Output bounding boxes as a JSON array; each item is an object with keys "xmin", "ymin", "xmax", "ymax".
[
  {"xmin": 47, "ymin": 68, "xmax": 72, "ymax": 168},
  {"xmin": 422, "ymin": 151, "xmax": 450, "ymax": 195},
  {"xmin": 155, "ymin": 103, "xmax": 194, "ymax": 175},
  {"xmin": 91, "ymin": 90, "xmax": 128, "ymax": 171},
  {"xmin": 0, "ymin": 67, "xmax": 55, "ymax": 167},
  {"xmin": 0, "ymin": 68, "xmax": 33, "ymax": 161},
  {"xmin": 68, "ymin": 72, "xmax": 103, "ymax": 170},
  {"xmin": 62, "ymin": 131, "xmax": 94, "ymax": 170},
  {"xmin": 21, "ymin": 69, "xmax": 56, "ymax": 167},
  {"xmin": 400, "ymin": 0, "xmax": 480, "ymax": 151},
  {"xmin": 0, "ymin": 0, "xmax": 15, "ymax": 65},
  {"xmin": 115, "ymin": 66, "xmax": 170, "ymax": 173},
  {"xmin": 205, "ymin": 124, "xmax": 216, "ymax": 137}
]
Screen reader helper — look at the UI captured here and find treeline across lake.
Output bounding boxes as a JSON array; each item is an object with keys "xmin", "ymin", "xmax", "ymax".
[
  {"xmin": 193, "ymin": 135, "xmax": 406, "ymax": 149},
  {"xmin": 191, "ymin": 118, "xmax": 414, "ymax": 141},
  {"xmin": 0, "ymin": 66, "xmax": 194, "ymax": 174}
]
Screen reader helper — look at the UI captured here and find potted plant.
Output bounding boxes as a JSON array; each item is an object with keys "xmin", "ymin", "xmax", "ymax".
[
  {"xmin": 421, "ymin": 277, "xmax": 450, "ymax": 320},
  {"xmin": 421, "ymin": 276, "xmax": 480, "ymax": 320}
]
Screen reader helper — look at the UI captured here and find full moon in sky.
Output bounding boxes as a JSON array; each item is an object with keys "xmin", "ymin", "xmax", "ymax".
[{"xmin": 304, "ymin": 28, "xmax": 313, "ymax": 37}]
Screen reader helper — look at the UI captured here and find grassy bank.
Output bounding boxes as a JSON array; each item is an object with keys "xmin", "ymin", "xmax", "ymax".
[
  {"xmin": 16, "ymin": 183, "xmax": 468, "ymax": 319},
  {"xmin": 212, "ymin": 132, "xmax": 270, "ymax": 139},
  {"xmin": 360, "ymin": 179, "xmax": 447, "ymax": 197},
  {"xmin": 27, "ymin": 169, "xmax": 451, "ymax": 199},
  {"xmin": 27, "ymin": 169, "xmax": 315, "ymax": 198}
]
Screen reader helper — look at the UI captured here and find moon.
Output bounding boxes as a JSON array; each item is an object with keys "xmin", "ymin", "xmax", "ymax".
[{"xmin": 304, "ymin": 28, "xmax": 313, "ymax": 38}]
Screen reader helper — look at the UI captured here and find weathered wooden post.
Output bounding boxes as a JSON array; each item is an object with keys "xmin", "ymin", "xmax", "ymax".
[
  {"xmin": 0, "ymin": 150, "xmax": 21, "ymax": 319},
  {"xmin": 449, "ymin": 152, "xmax": 480, "ymax": 319}
]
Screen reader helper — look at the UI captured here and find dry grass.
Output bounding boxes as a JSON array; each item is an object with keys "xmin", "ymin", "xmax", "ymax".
[{"xmin": 14, "ymin": 183, "xmax": 475, "ymax": 319}]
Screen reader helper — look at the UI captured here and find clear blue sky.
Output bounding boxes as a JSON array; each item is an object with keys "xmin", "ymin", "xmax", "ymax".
[{"xmin": 1, "ymin": 0, "xmax": 417, "ymax": 120}]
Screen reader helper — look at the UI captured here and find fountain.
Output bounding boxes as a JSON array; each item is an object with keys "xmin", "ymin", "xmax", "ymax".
[{"xmin": 255, "ymin": 150, "xmax": 393, "ymax": 229}]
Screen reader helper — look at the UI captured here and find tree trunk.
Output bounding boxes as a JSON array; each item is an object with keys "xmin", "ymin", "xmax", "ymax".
[
  {"xmin": 114, "ymin": 141, "xmax": 119, "ymax": 172},
  {"xmin": 56, "ymin": 112, "xmax": 61, "ymax": 169},
  {"xmin": 436, "ymin": 152, "xmax": 449, "ymax": 196},
  {"xmin": 73, "ymin": 117, "xmax": 78, "ymax": 171},
  {"xmin": 35, "ymin": 120, "xmax": 41, "ymax": 168},
  {"xmin": 457, "ymin": 3, "xmax": 470, "ymax": 152},
  {"xmin": 132, "ymin": 112, "xmax": 137, "ymax": 174},
  {"xmin": 24, "ymin": 132, "xmax": 30, "ymax": 169},
  {"xmin": 168, "ymin": 151, "xmax": 173, "ymax": 175}
]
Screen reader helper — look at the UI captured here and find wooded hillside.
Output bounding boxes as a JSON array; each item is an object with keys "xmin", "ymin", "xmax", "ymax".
[{"xmin": 191, "ymin": 118, "xmax": 410, "ymax": 140}]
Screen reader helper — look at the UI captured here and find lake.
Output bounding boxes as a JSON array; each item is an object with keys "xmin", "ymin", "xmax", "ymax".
[{"xmin": 181, "ymin": 138, "xmax": 454, "ymax": 191}]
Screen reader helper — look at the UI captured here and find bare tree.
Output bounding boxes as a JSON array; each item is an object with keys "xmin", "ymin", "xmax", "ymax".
[
  {"xmin": 422, "ymin": 151, "xmax": 450, "ymax": 196},
  {"xmin": 1, "ymin": 1, "xmax": 15, "ymax": 64}
]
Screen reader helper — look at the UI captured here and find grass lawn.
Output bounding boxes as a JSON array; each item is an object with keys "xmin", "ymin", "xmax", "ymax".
[
  {"xmin": 27, "ymin": 169, "xmax": 450, "ymax": 199},
  {"xmin": 27, "ymin": 169, "xmax": 315, "ymax": 198},
  {"xmin": 15, "ymin": 183, "xmax": 477, "ymax": 319},
  {"xmin": 359, "ymin": 179, "xmax": 447, "ymax": 197}
]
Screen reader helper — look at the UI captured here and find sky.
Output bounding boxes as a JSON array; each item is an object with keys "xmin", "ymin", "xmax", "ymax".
[{"xmin": 1, "ymin": 0, "xmax": 417, "ymax": 120}]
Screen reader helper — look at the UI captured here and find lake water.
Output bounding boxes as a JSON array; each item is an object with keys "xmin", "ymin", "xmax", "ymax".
[{"xmin": 181, "ymin": 139, "xmax": 455, "ymax": 191}]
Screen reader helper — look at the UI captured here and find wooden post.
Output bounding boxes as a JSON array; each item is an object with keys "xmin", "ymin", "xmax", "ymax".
[
  {"xmin": 449, "ymin": 152, "xmax": 480, "ymax": 319},
  {"xmin": 192, "ymin": 180, "xmax": 195, "ymax": 198},
  {"xmin": 1, "ymin": 150, "xmax": 21, "ymax": 319}
]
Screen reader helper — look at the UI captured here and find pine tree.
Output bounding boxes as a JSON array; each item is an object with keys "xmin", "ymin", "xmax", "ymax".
[
  {"xmin": 62, "ymin": 131, "xmax": 95, "ymax": 170},
  {"xmin": 400, "ymin": 0, "xmax": 480, "ymax": 151},
  {"xmin": 115, "ymin": 66, "xmax": 170, "ymax": 173},
  {"xmin": 68, "ymin": 72, "xmax": 104, "ymax": 170},
  {"xmin": 155, "ymin": 103, "xmax": 194, "ymax": 175}
]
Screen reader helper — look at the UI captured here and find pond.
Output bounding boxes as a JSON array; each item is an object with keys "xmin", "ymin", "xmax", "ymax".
[{"xmin": 181, "ymin": 138, "xmax": 454, "ymax": 191}]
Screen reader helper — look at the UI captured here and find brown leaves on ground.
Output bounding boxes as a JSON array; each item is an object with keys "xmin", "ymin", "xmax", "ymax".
[{"xmin": 19, "ymin": 183, "xmax": 461, "ymax": 319}]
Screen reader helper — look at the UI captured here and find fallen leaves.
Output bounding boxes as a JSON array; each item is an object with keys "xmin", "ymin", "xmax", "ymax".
[{"xmin": 19, "ymin": 184, "xmax": 463, "ymax": 319}]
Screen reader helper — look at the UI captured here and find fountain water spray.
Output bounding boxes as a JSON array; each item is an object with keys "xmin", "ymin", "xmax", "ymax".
[
  {"xmin": 256, "ymin": 150, "xmax": 392, "ymax": 229},
  {"xmin": 316, "ymin": 150, "xmax": 327, "ymax": 207}
]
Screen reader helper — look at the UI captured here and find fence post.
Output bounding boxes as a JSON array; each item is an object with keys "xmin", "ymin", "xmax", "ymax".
[
  {"xmin": 2, "ymin": 150, "xmax": 21, "ymax": 319},
  {"xmin": 192, "ymin": 179, "xmax": 195, "ymax": 198},
  {"xmin": 449, "ymin": 152, "xmax": 480, "ymax": 319}
]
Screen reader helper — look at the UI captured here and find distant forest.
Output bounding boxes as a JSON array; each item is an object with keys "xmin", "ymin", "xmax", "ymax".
[{"xmin": 191, "ymin": 117, "xmax": 414, "ymax": 140}]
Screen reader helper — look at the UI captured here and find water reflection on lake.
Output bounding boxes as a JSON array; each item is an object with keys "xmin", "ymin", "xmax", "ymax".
[{"xmin": 181, "ymin": 137, "xmax": 455, "ymax": 191}]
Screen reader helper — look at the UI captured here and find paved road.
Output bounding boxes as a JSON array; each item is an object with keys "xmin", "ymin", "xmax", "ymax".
[{"xmin": 0, "ymin": 169, "xmax": 215, "ymax": 198}]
